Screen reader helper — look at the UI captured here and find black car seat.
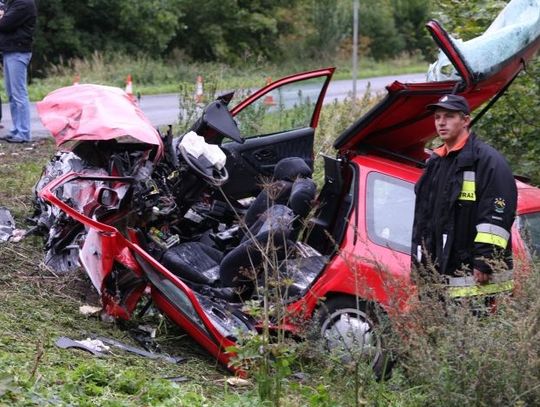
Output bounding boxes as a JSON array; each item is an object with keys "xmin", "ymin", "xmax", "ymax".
[
  {"xmin": 208, "ymin": 156, "xmax": 312, "ymax": 249},
  {"xmin": 160, "ymin": 176, "xmax": 317, "ymax": 291},
  {"xmin": 219, "ymin": 176, "xmax": 317, "ymax": 287},
  {"xmin": 242, "ymin": 156, "xmax": 312, "ymax": 229}
]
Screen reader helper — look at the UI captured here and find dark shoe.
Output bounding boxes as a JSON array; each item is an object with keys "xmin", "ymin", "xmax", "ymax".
[{"xmin": 4, "ymin": 135, "xmax": 28, "ymax": 144}]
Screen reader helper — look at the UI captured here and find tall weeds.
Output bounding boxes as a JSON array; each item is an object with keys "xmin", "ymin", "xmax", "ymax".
[{"xmin": 390, "ymin": 261, "xmax": 540, "ymax": 406}]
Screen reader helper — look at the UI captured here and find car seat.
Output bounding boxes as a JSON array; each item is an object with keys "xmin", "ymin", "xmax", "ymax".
[
  {"xmin": 159, "ymin": 176, "xmax": 317, "ymax": 292},
  {"xmin": 207, "ymin": 156, "xmax": 312, "ymax": 249},
  {"xmin": 243, "ymin": 156, "xmax": 312, "ymax": 228}
]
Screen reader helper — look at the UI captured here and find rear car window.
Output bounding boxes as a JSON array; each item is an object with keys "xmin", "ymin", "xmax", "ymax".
[
  {"xmin": 366, "ymin": 172, "xmax": 415, "ymax": 254},
  {"xmin": 517, "ymin": 212, "xmax": 540, "ymax": 257}
]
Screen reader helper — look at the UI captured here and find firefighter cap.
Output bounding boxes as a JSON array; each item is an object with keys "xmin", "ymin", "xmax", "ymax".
[{"xmin": 427, "ymin": 94, "xmax": 470, "ymax": 115}]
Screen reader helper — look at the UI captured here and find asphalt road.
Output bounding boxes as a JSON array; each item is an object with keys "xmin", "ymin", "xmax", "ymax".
[{"xmin": 2, "ymin": 73, "xmax": 426, "ymax": 140}]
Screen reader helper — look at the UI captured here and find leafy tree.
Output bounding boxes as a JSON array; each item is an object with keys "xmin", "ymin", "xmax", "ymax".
[
  {"xmin": 32, "ymin": 0, "xmax": 497, "ymax": 71},
  {"xmin": 33, "ymin": 0, "xmax": 84, "ymax": 72},
  {"xmin": 304, "ymin": 0, "xmax": 349, "ymax": 59},
  {"xmin": 432, "ymin": 0, "xmax": 507, "ymax": 39},
  {"xmin": 433, "ymin": 0, "xmax": 540, "ymax": 183},
  {"xmin": 359, "ymin": 0, "xmax": 405, "ymax": 60},
  {"xmin": 391, "ymin": 0, "xmax": 434, "ymax": 58},
  {"xmin": 169, "ymin": 0, "xmax": 291, "ymax": 63},
  {"xmin": 477, "ymin": 58, "xmax": 540, "ymax": 183},
  {"xmin": 280, "ymin": 0, "xmax": 436, "ymax": 63},
  {"xmin": 33, "ymin": 0, "xmax": 183, "ymax": 74}
]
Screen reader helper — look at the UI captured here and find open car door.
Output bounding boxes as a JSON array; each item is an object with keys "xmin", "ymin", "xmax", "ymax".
[{"xmin": 220, "ymin": 68, "xmax": 334, "ymax": 200}]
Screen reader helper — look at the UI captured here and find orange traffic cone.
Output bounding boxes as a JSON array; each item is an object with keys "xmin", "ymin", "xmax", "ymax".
[
  {"xmin": 263, "ymin": 77, "xmax": 276, "ymax": 106},
  {"xmin": 73, "ymin": 74, "xmax": 80, "ymax": 86},
  {"xmin": 125, "ymin": 74, "xmax": 134, "ymax": 99},
  {"xmin": 194, "ymin": 75, "xmax": 204, "ymax": 103}
]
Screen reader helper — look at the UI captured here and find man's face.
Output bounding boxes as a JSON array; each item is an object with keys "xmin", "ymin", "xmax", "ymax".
[{"xmin": 433, "ymin": 109, "xmax": 470, "ymax": 144}]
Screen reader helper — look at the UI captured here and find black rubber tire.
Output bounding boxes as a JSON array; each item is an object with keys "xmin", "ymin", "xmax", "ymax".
[{"xmin": 317, "ymin": 295, "xmax": 393, "ymax": 380}]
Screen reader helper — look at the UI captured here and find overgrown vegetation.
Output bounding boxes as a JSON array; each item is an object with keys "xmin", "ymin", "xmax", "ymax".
[
  {"xmin": 2, "ymin": 88, "xmax": 540, "ymax": 405},
  {"xmin": 1, "ymin": 0, "xmax": 539, "ymax": 405},
  {"xmin": 389, "ymin": 259, "xmax": 540, "ymax": 406},
  {"xmin": 33, "ymin": 0, "xmax": 433, "ymax": 75}
]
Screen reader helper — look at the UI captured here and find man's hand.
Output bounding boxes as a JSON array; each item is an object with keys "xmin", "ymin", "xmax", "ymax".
[{"xmin": 473, "ymin": 269, "xmax": 491, "ymax": 284}]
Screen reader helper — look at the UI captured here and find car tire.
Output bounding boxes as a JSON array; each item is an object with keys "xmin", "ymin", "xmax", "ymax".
[{"xmin": 317, "ymin": 296, "xmax": 393, "ymax": 380}]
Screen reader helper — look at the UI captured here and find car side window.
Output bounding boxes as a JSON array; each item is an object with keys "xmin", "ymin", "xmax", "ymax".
[
  {"xmin": 517, "ymin": 212, "xmax": 540, "ymax": 258},
  {"xmin": 366, "ymin": 172, "xmax": 415, "ymax": 254},
  {"xmin": 231, "ymin": 77, "xmax": 327, "ymax": 140}
]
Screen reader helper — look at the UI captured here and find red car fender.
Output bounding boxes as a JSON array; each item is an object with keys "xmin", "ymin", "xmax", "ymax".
[{"xmin": 126, "ymin": 242, "xmax": 243, "ymax": 373}]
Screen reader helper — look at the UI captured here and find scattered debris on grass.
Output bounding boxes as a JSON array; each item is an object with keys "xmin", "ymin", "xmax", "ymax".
[
  {"xmin": 79, "ymin": 305, "xmax": 102, "ymax": 316},
  {"xmin": 55, "ymin": 335, "xmax": 186, "ymax": 364},
  {"xmin": 55, "ymin": 336, "xmax": 110, "ymax": 356},
  {"xmin": 0, "ymin": 207, "xmax": 15, "ymax": 242},
  {"xmin": 226, "ymin": 377, "xmax": 251, "ymax": 387}
]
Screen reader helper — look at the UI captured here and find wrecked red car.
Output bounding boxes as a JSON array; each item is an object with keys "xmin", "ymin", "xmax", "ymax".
[{"xmin": 33, "ymin": 0, "xmax": 540, "ymax": 378}]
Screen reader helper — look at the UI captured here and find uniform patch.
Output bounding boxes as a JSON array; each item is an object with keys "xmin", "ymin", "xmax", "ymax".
[
  {"xmin": 459, "ymin": 173, "xmax": 476, "ymax": 201},
  {"xmin": 494, "ymin": 197, "xmax": 506, "ymax": 213}
]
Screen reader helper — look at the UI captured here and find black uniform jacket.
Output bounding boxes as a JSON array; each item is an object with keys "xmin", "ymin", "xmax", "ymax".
[
  {"xmin": 0, "ymin": 0, "xmax": 37, "ymax": 53},
  {"xmin": 412, "ymin": 133, "xmax": 517, "ymax": 276}
]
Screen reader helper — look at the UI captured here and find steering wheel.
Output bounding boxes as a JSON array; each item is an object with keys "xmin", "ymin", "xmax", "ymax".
[{"xmin": 177, "ymin": 144, "xmax": 229, "ymax": 186}]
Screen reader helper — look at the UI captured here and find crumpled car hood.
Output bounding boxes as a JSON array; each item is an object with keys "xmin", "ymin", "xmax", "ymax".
[{"xmin": 37, "ymin": 84, "xmax": 163, "ymax": 152}]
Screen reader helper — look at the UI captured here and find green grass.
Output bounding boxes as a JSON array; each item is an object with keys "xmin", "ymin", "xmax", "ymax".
[
  {"xmin": 2, "ymin": 99, "xmax": 538, "ymax": 405},
  {"xmin": 0, "ymin": 139, "xmax": 379, "ymax": 406},
  {"xmin": 18, "ymin": 53, "xmax": 427, "ymax": 102}
]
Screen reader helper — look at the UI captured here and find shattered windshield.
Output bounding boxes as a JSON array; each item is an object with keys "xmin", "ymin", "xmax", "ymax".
[{"xmin": 428, "ymin": 0, "xmax": 540, "ymax": 81}]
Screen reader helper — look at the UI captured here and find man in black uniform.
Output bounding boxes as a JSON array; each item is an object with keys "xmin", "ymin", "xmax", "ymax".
[
  {"xmin": 0, "ymin": 0, "xmax": 37, "ymax": 143},
  {"xmin": 412, "ymin": 95, "xmax": 517, "ymax": 286}
]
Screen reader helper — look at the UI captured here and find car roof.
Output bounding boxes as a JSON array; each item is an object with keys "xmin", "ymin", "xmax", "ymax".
[{"xmin": 334, "ymin": 0, "xmax": 540, "ymax": 160}]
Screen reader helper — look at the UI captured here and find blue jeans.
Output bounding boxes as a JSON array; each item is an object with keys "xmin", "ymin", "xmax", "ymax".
[{"xmin": 3, "ymin": 52, "xmax": 32, "ymax": 141}]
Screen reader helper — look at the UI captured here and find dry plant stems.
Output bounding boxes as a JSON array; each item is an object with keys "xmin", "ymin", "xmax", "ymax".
[
  {"xmin": 216, "ymin": 182, "xmax": 296, "ymax": 405},
  {"xmin": 313, "ymin": 85, "xmax": 378, "ymax": 187},
  {"xmin": 216, "ymin": 88, "xmax": 389, "ymax": 404},
  {"xmin": 389, "ymin": 256, "xmax": 540, "ymax": 406},
  {"xmin": 29, "ymin": 339, "xmax": 44, "ymax": 380}
]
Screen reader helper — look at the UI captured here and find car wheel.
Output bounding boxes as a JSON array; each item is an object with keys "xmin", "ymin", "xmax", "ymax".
[{"xmin": 318, "ymin": 296, "xmax": 393, "ymax": 380}]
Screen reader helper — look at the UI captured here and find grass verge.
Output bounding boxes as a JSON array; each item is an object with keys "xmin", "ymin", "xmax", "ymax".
[
  {"xmin": 0, "ymin": 139, "xmax": 399, "ymax": 406},
  {"xmin": 1, "ymin": 98, "xmax": 538, "ymax": 405},
  {"xmin": 20, "ymin": 53, "xmax": 427, "ymax": 102}
]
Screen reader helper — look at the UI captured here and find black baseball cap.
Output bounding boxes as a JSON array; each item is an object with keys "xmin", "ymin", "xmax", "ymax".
[{"xmin": 427, "ymin": 94, "xmax": 470, "ymax": 115}]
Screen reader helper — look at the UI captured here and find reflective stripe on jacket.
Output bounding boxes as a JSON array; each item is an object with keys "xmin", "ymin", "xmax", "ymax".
[{"xmin": 412, "ymin": 133, "xmax": 517, "ymax": 276}]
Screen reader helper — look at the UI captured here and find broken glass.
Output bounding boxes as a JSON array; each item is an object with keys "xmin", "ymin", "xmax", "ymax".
[{"xmin": 428, "ymin": 0, "xmax": 540, "ymax": 81}]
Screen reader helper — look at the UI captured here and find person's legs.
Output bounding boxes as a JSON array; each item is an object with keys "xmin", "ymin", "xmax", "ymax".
[
  {"xmin": 3, "ymin": 53, "xmax": 18, "ymax": 136},
  {"xmin": 3, "ymin": 52, "xmax": 32, "ymax": 141}
]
